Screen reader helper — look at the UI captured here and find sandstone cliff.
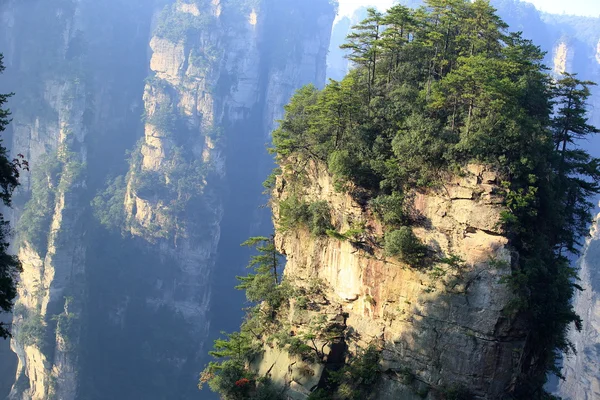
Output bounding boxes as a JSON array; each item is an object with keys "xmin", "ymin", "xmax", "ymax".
[
  {"xmin": 1, "ymin": 1, "xmax": 94, "ymax": 397},
  {"xmin": 250, "ymin": 161, "xmax": 525, "ymax": 399},
  {"xmin": 0, "ymin": 0, "xmax": 334, "ymax": 398}
]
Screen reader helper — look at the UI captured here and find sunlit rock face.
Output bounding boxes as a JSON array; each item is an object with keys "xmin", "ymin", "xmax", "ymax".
[
  {"xmin": 553, "ymin": 41, "xmax": 573, "ymax": 75},
  {"xmin": 251, "ymin": 161, "xmax": 526, "ymax": 399},
  {"xmin": 0, "ymin": 0, "xmax": 334, "ymax": 398}
]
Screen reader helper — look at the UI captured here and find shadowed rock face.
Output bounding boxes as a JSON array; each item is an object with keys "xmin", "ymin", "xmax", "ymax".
[
  {"xmin": 558, "ymin": 217, "xmax": 600, "ymax": 400},
  {"xmin": 0, "ymin": 0, "xmax": 334, "ymax": 398},
  {"xmin": 253, "ymin": 161, "xmax": 526, "ymax": 399}
]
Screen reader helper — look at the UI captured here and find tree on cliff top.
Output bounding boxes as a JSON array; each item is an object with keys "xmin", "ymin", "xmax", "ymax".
[
  {"xmin": 270, "ymin": 0, "xmax": 600, "ymax": 397},
  {"xmin": 0, "ymin": 53, "xmax": 24, "ymax": 339}
]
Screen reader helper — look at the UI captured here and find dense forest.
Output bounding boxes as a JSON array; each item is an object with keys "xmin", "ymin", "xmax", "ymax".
[{"xmin": 202, "ymin": 0, "xmax": 600, "ymax": 399}]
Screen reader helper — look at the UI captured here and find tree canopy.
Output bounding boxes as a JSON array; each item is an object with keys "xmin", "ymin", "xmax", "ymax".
[
  {"xmin": 0, "ymin": 53, "xmax": 23, "ymax": 339},
  {"xmin": 202, "ymin": 1, "xmax": 600, "ymax": 397},
  {"xmin": 270, "ymin": 0, "xmax": 600, "ymax": 397}
]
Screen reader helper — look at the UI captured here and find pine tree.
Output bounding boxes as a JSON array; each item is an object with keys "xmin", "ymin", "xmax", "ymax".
[
  {"xmin": 341, "ymin": 8, "xmax": 384, "ymax": 99},
  {"xmin": 235, "ymin": 235, "xmax": 284, "ymax": 308},
  {"xmin": 551, "ymin": 73, "xmax": 600, "ymax": 253},
  {"xmin": 0, "ymin": 54, "xmax": 23, "ymax": 339},
  {"xmin": 552, "ymin": 73, "xmax": 600, "ymax": 166}
]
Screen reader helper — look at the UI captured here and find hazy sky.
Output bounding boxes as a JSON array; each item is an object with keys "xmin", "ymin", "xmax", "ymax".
[{"xmin": 337, "ymin": 0, "xmax": 600, "ymax": 18}]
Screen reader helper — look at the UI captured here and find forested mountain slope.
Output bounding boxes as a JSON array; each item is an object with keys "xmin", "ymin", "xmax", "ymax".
[{"xmin": 203, "ymin": 1, "xmax": 600, "ymax": 399}]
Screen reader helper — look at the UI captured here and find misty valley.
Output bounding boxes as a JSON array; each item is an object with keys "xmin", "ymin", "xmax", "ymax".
[{"xmin": 0, "ymin": 0, "xmax": 599, "ymax": 399}]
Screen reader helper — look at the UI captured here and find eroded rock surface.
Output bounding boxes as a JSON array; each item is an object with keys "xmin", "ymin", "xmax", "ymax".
[{"xmin": 256, "ymin": 161, "xmax": 525, "ymax": 399}]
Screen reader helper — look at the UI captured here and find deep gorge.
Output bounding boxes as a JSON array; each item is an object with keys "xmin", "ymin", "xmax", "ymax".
[{"xmin": 0, "ymin": 0, "xmax": 599, "ymax": 399}]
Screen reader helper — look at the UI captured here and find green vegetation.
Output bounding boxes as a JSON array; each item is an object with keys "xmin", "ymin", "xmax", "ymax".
[
  {"xmin": 144, "ymin": 103, "xmax": 177, "ymax": 136},
  {"xmin": 201, "ymin": 235, "xmax": 287, "ymax": 399},
  {"xmin": 18, "ymin": 147, "xmax": 85, "ymax": 255},
  {"xmin": 154, "ymin": 1, "xmax": 215, "ymax": 43},
  {"xmin": 235, "ymin": 236, "xmax": 286, "ymax": 308},
  {"xmin": 278, "ymin": 197, "xmax": 333, "ymax": 236},
  {"xmin": 16, "ymin": 311, "xmax": 46, "ymax": 347},
  {"xmin": 52, "ymin": 297, "xmax": 79, "ymax": 352},
  {"xmin": 268, "ymin": 1, "xmax": 600, "ymax": 396},
  {"xmin": 202, "ymin": 232, "xmax": 365, "ymax": 399},
  {"xmin": 92, "ymin": 175, "xmax": 127, "ymax": 231},
  {"xmin": 384, "ymin": 227, "xmax": 428, "ymax": 266},
  {"xmin": 0, "ymin": 53, "xmax": 23, "ymax": 339},
  {"xmin": 369, "ymin": 192, "xmax": 406, "ymax": 226},
  {"xmin": 120, "ymin": 133, "xmax": 210, "ymax": 240},
  {"xmin": 323, "ymin": 345, "xmax": 381, "ymax": 399},
  {"xmin": 262, "ymin": 167, "xmax": 282, "ymax": 191},
  {"xmin": 17, "ymin": 152, "xmax": 60, "ymax": 253}
]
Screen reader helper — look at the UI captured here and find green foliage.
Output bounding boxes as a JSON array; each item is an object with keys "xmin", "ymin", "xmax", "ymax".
[
  {"xmin": 0, "ymin": 53, "xmax": 23, "ymax": 337},
  {"xmin": 278, "ymin": 195, "xmax": 310, "ymax": 231},
  {"xmin": 384, "ymin": 227, "xmax": 427, "ymax": 266},
  {"xmin": 278, "ymin": 197, "xmax": 332, "ymax": 236},
  {"xmin": 268, "ymin": 2, "xmax": 600, "ymax": 394},
  {"xmin": 203, "ymin": 360, "xmax": 254, "ymax": 400},
  {"xmin": 16, "ymin": 311, "xmax": 46, "ymax": 347},
  {"xmin": 307, "ymin": 201, "xmax": 333, "ymax": 236},
  {"xmin": 130, "ymin": 169, "xmax": 166, "ymax": 199},
  {"xmin": 52, "ymin": 311, "xmax": 78, "ymax": 352},
  {"xmin": 397, "ymin": 367, "xmax": 415, "ymax": 385},
  {"xmin": 144, "ymin": 103, "xmax": 177, "ymax": 136},
  {"xmin": 125, "ymin": 136, "xmax": 209, "ymax": 240},
  {"xmin": 295, "ymin": 295, "xmax": 309, "ymax": 310},
  {"xmin": 92, "ymin": 176, "xmax": 127, "ymax": 230},
  {"xmin": 235, "ymin": 236, "xmax": 286, "ymax": 308},
  {"xmin": 278, "ymin": 314, "xmax": 346, "ymax": 362},
  {"xmin": 369, "ymin": 192, "xmax": 406, "ymax": 226},
  {"xmin": 202, "ymin": 234, "xmax": 295, "ymax": 397},
  {"xmin": 154, "ymin": 1, "xmax": 215, "ymax": 43},
  {"xmin": 18, "ymin": 148, "xmax": 85, "ymax": 255},
  {"xmin": 262, "ymin": 167, "xmax": 282, "ymax": 191},
  {"xmin": 250, "ymin": 380, "xmax": 284, "ymax": 400},
  {"xmin": 326, "ymin": 229, "xmax": 347, "ymax": 240},
  {"xmin": 280, "ymin": 335, "xmax": 314, "ymax": 359},
  {"xmin": 307, "ymin": 389, "xmax": 331, "ymax": 400},
  {"xmin": 326, "ymin": 345, "xmax": 381, "ymax": 399},
  {"xmin": 272, "ymin": 1, "xmax": 555, "ymax": 192}
]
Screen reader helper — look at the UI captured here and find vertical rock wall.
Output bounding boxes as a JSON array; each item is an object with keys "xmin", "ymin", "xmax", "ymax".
[
  {"xmin": 1, "ymin": 2, "xmax": 96, "ymax": 398},
  {"xmin": 0, "ymin": 0, "xmax": 334, "ymax": 398},
  {"xmin": 253, "ymin": 162, "xmax": 524, "ymax": 399}
]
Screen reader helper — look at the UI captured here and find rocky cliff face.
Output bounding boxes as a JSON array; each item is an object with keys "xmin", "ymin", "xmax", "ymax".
[
  {"xmin": 328, "ymin": 2, "xmax": 600, "ymax": 395},
  {"xmin": 0, "ymin": 0, "xmax": 334, "ymax": 398},
  {"xmin": 558, "ymin": 214, "xmax": 600, "ymax": 400},
  {"xmin": 117, "ymin": 1, "xmax": 335, "ymax": 381},
  {"xmin": 0, "ymin": 1, "xmax": 101, "ymax": 398},
  {"xmin": 253, "ymin": 161, "xmax": 525, "ymax": 399}
]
